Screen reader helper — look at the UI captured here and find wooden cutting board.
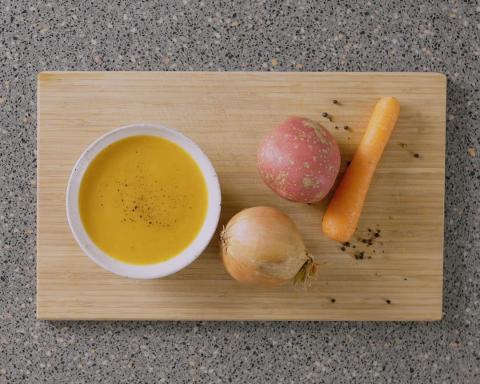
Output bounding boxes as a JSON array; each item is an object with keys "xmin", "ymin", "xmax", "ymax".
[{"xmin": 37, "ymin": 72, "xmax": 446, "ymax": 320}]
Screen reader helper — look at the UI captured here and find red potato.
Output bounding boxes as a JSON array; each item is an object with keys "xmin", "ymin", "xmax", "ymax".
[{"xmin": 257, "ymin": 117, "xmax": 341, "ymax": 203}]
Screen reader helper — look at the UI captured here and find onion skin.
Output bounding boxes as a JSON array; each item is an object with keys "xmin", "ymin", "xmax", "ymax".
[
  {"xmin": 221, "ymin": 206, "xmax": 316, "ymax": 286},
  {"xmin": 257, "ymin": 117, "xmax": 341, "ymax": 203}
]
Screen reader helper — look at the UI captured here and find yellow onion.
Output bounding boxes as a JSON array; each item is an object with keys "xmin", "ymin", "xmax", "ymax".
[{"xmin": 220, "ymin": 206, "xmax": 317, "ymax": 286}]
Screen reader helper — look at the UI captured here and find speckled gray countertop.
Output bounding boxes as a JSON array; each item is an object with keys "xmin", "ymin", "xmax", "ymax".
[{"xmin": 0, "ymin": 1, "xmax": 479, "ymax": 383}]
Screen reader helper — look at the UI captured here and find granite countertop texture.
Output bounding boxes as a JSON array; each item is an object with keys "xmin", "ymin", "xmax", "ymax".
[{"xmin": 0, "ymin": 1, "xmax": 479, "ymax": 383}]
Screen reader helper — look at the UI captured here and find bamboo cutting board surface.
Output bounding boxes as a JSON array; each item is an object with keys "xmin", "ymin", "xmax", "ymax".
[{"xmin": 37, "ymin": 72, "xmax": 446, "ymax": 320}]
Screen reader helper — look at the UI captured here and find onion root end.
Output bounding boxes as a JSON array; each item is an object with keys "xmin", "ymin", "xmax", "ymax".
[{"xmin": 293, "ymin": 254, "xmax": 318, "ymax": 286}]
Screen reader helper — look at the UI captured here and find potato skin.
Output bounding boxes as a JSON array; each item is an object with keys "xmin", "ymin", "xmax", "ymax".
[{"xmin": 257, "ymin": 117, "xmax": 341, "ymax": 203}]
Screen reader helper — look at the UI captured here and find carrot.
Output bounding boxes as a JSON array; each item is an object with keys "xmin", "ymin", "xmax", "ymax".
[{"xmin": 322, "ymin": 96, "xmax": 400, "ymax": 242}]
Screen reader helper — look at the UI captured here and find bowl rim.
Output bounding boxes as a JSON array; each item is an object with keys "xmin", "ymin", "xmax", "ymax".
[{"xmin": 66, "ymin": 123, "xmax": 221, "ymax": 279}]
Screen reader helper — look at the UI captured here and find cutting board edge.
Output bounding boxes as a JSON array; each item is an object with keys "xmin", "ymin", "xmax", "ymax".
[{"xmin": 37, "ymin": 70, "xmax": 448, "ymax": 83}]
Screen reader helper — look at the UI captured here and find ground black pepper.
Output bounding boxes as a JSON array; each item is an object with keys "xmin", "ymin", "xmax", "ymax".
[
  {"xmin": 321, "ymin": 112, "xmax": 332, "ymax": 122},
  {"xmin": 344, "ymin": 228, "xmax": 384, "ymax": 260},
  {"xmin": 399, "ymin": 142, "xmax": 421, "ymax": 159},
  {"xmin": 354, "ymin": 251, "xmax": 365, "ymax": 260}
]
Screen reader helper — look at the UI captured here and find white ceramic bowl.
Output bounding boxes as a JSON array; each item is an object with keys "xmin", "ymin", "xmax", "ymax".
[{"xmin": 66, "ymin": 123, "xmax": 221, "ymax": 279}]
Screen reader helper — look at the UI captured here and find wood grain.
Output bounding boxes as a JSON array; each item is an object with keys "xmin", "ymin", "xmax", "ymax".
[{"xmin": 37, "ymin": 72, "xmax": 446, "ymax": 320}]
